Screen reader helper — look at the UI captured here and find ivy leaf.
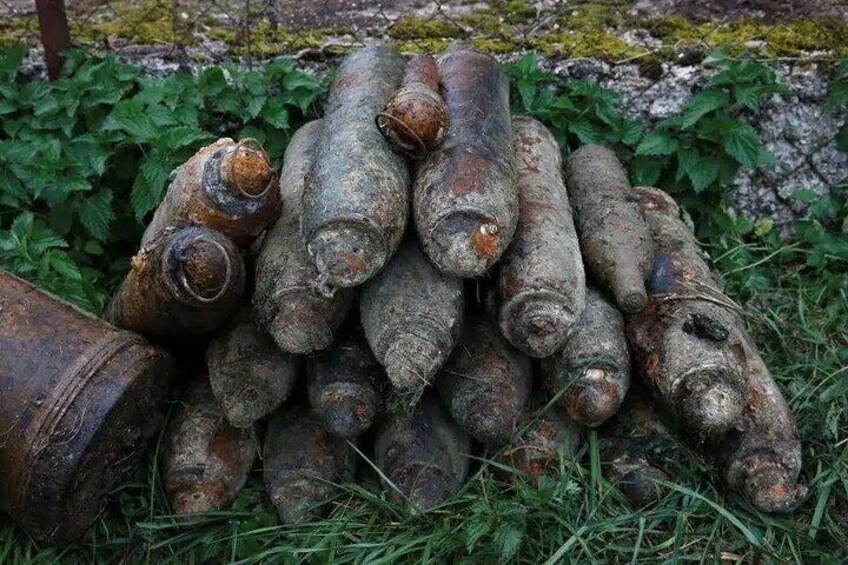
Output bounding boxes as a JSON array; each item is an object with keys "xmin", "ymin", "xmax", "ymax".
[
  {"xmin": 718, "ymin": 121, "xmax": 764, "ymax": 168},
  {"xmin": 681, "ymin": 90, "xmax": 728, "ymax": 129},
  {"xmin": 77, "ymin": 189, "xmax": 115, "ymax": 241},
  {"xmin": 636, "ymin": 132, "xmax": 679, "ymax": 156}
]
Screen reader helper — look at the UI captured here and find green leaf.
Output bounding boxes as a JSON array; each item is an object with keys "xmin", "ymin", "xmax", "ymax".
[
  {"xmin": 260, "ymin": 99, "xmax": 290, "ymax": 130},
  {"xmin": 824, "ymin": 81, "xmax": 848, "ymax": 112},
  {"xmin": 103, "ymin": 99, "xmax": 157, "ymax": 141},
  {"xmin": 132, "ymin": 155, "xmax": 173, "ymax": 220},
  {"xmin": 43, "ymin": 249, "xmax": 82, "ymax": 280},
  {"xmin": 630, "ymin": 154, "xmax": 664, "ymax": 186},
  {"xmin": 688, "ymin": 156, "xmax": 722, "ymax": 192},
  {"xmin": 675, "ymin": 146, "xmax": 699, "ymax": 182},
  {"xmin": 620, "ymin": 119, "xmax": 644, "ymax": 145},
  {"xmin": 719, "ymin": 121, "xmax": 764, "ymax": 168},
  {"xmin": 77, "ymin": 189, "xmax": 115, "ymax": 241},
  {"xmin": 681, "ymin": 90, "xmax": 729, "ymax": 129},
  {"xmin": 836, "ymin": 125, "xmax": 848, "ymax": 152},
  {"xmin": 636, "ymin": 132, "xmax": 679, "ymax": 156}
]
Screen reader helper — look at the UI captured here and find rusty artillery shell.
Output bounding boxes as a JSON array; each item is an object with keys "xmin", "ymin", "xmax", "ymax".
[
  {"xmin": 374, "ymin": 392, "xmax": 470, "ymax": 510},
  {"xmin": 437, "ymin": 316, "xmax": 532, "ymax": 446},
  {"xmin": 0, "ymin": 270, "xmax": 175, "ymax": 544},
  {"xmin": 498, "ymin": 397, "xmax": 582, "ymax": 484},
  {"xmin": 360, "ymin": 236, "xmax": 464, "ymax": 394},
  {"xmin": 565, "ymin": 145, "xmax": 653, "ymax": 314},
  {"xmin": 496, "ymin": 116, "xmax": 586, "ymax": 358},
  {"xmin": 302, "ymin": 46, "xmax": 410, "ymax": 288},
  {"xmin": 162, "ymin": 378, "xmax": 257, "ymax": 515},
  {"xmin": 542, "ymin": 288, "xmax": 630, "ymax": 428},
  {"xmin": 377, "ymin": 54, "xmax": 448, "ymax": 158},
  {"xmin": 599, "ymin": 389, "xmax": 684, "ymax": 507},
  {"xmin": 142, "ymin": 138, "xmax": 280, "ymax": 248},
  {"xmin": 206, "ymin": 319, "xmax": 301, "ymax": 428},
  {"xmin": 254, "ymin": 120, "xmax": 355, "ymax": 354},
  {"xmin": 627, "ymin": 187, "xmax": 748, "ymax": 437},
  {"xmin": 307, "ymin": 328, "xmax": 384, "ymax": 438},
  {"xmin": 413, "ymin": 48, "xmax": 519, "ymax": 277},
  {"xmin": 106, "ymin": 226, "xmax": 245, "ymax": 337},
  {"xmin": 264, "ymin": 407, "xmax": 355, "ymax": 523},
  {"xmin": 709, "ymin": 339, "xmax": 807, "ymax": 513}
]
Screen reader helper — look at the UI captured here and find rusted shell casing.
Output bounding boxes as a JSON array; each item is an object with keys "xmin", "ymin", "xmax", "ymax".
[
  {"xmin": 565, "ymin": 145, "xmax": 653, "ymax": 314},
  {"xmin": 307, "ymin": 328, "xmax": 384, "ymax": 438},
  {"xmin": 142, "ymin": 138, "xmax": 280, "ymax": 248},
  {"xmin": 254, "ymin": 120, "xmax": 355, "ymax": 353},
  {"xmin": 302, "ymin": 46, "xmax": 410, "ymax": 288},
  {"xmin": 106, "ymin": 226, "xmax": 245, "ymax": 337},
  {"xmin": 207, "ymin": 319, "xmax": 301, "ymax": 428},
  {"xmin": 0, "ymin": 270, "xmax": 176, "ymax": 544},
  {"xmin": 542, "ymin": 288, "xmax": 630, "ymax": 428},
  {"xmin": 437, "ymin": 316, "xmax": 532, "ymax": 447},
  {"xmin": 496, "ymin": 116, "xmax": 586, "ymax": 358},
  {"xmin": 374, "ymin": 392, "xmax": 470, "ymax": 510},
  {"xmin": 413, "ymin": 48, "xmax": 519, "ymax": 277},
  {"xmin": 709, "ymin": 337, "xmax": 807, "ymax": 513},
  {"xmin": 497, "ymin": 397, "xmax": 582, "ymax": 485},
  {"xmin": 627, "ymin": 187, "xmax": 748, "ymax": 437},
  {"xmin": 377, "ymin": 54, "xmax": 448, "ymax": 158},
  {"xmin": 360, "ymin": 236, "xmax": 464, "ymax": 393},
  {"xmin": 162, "ymin": 378, "xmax": 257, "ymax": 515},
  {"xmin": 599, "ymin": 389, "xmax": 684, "ymax": 506},
  {"xmin": 264, "ymin": 407, "xmax": 355, "ymax": 523}
]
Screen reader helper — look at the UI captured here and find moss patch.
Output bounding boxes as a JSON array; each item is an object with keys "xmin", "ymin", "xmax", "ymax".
[
  {"xmin": 648, "ymin": 15, "xmax": 848, "ymax": 57},
  {"xmin": 387, "ymin": 16, "xmax": 463, "ymax": 41},
  {"xmin": 0, "ymin": 15, "xmax": 38, "ymax": 48},
  {"xmin": 73, "ymin": 0, "xmax": 192, "ymax": 46},
  {"xmin": 208, "ymin": 22, "xmax": 349, "ymax": 58}
]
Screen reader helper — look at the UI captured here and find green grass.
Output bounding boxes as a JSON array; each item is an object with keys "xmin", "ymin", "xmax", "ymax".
[
  {"xmin": 3, "ymin": 222, "xmax": 845, "ymax": 562},
  {"xmin": 1, "ymin": 48, "xmax": 847, "ymax": 562}
]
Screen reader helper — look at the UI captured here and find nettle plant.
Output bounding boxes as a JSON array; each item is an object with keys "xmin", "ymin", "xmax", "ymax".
[
  {"xmin": 0, "ymin": 46, "xmax": 325, "ymax": 311},
  {"xmin": 631, "ymin": 52, "xmax": 787, "ymax": 223},
  {"xmin": 505, "ymin": 52, "xmax": 645, "ymax": 154}
]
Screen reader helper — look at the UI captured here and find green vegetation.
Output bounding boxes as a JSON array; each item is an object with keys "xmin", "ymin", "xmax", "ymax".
[
  {"xmin": 1, "ymin": 47, "xmax": 847, "ymax": 562},
  {"xmin": 0, "ymin": 45, "xmax": 325, "ymax": 311}
]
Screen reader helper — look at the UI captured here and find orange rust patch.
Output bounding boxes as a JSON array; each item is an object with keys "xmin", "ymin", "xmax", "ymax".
[
  {"xmin": 472, "ymin": 226, "xmax": 500, "ymax": 258},
  {"xmin": 340, "ymin": 253, "xmax": 367, "ymax": 278},
  {"xmin": 222, "ymin": 147, "xmax": 273, "ymax": 197}
]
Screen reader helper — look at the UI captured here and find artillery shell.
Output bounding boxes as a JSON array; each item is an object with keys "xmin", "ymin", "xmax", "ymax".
[
  {"xmin": 437, "ymin": 316, "xmax": 532, "ymax": 446},
  {"xmin": 498, "ymin": 398, "xmax": 582, "ymax": 484},
  {"xmin": 142, "ymin": 138, "xmax": 280, "ymax": 247},
  {"xmin": 496, "ymin": 116, "xmax": 586, "ymax": 358},
  {"xmin": 302, "ymin": 46, "xmax": 410, "ymax": 288},
  {"xmin": 413, "ymin": 47, "xmax": 519, "ymax": 277},
  {"xmin": 542, "ymin": 288, "xmax": 630, "ymax": 427},
  {"xmin": 162, "ymin": 378, "xmax": 257, "ymax": 515},
  {"xmin": 263, "ymin": 407, "xmax": 355, "ymax": 523},
  {"xmin": 105, "ymin": 226, "xmax": 245, "ymax": 337},
  {"xmin": 374, "ymin": 392, "xmax": 470, "ymax": 510},
  {"xmin": 627, "ymin": 187, "xmax": 748, "ymax": 437},
  {"xmin": 377, "ymin": 54, "xmax": 448, "ymax": 157},
  {"xmin": 599, "ymin": 389, "xmax": 684, "ymax": 506},
  {"xmin": 710, "ymin": 339, "xmax": 807, "ymax": 513},
  {"xmin": 565, "ymin": 144, "xmax": 653, "ymax": 314},
  {"xmin": 206, "ymin": 319, "xmax": 300, "ymax": 428},
  {"xmin": 307, "ymin": 328, "xmax": 384, "ymax": 438},
  {"xmin": 360, "ymin": 236, "xmax": 464, "ymax": 393},
  {"xmin": 0, "ymin": 270, "xmax": 175, "ymax": 544},
  {"xmin": 253, "ymin": 120, "xmax": 354, "ymax": 353}
]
